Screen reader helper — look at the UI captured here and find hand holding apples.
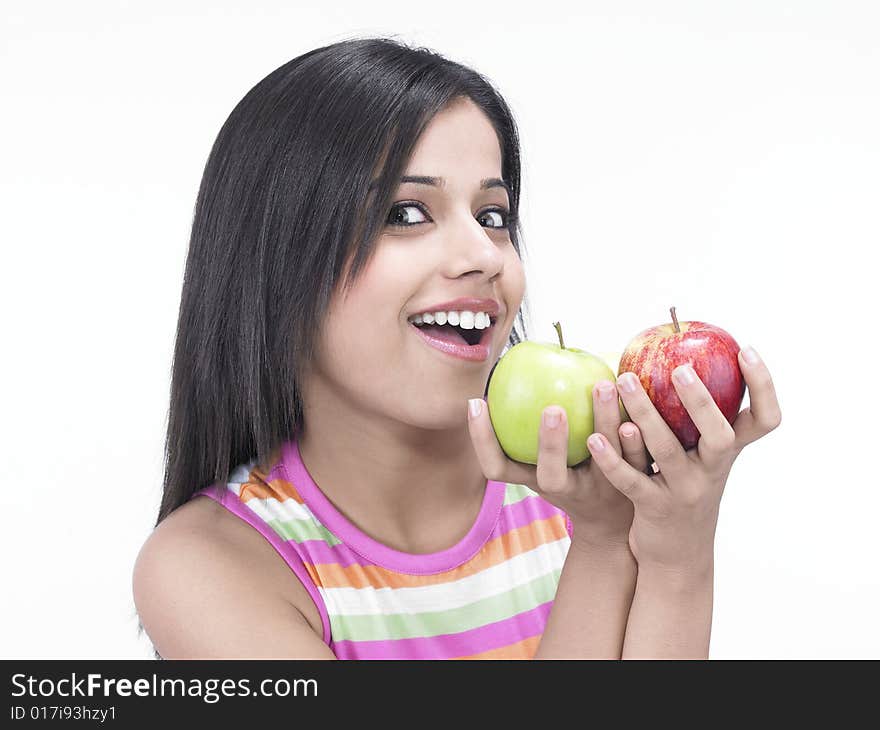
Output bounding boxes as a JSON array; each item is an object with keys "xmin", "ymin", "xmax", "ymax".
[
  {"xmin": 587, "ymin": 308, "xmax": 783, "ymax": 575},
  {"xmin": 467, "ymin": 322, "xmax": 648, "ymax": 549}
]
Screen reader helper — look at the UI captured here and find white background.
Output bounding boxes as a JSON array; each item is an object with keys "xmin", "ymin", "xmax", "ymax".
[{"xmin": 2, "ymin": 0, "xmax": 878, "ymax": 659}]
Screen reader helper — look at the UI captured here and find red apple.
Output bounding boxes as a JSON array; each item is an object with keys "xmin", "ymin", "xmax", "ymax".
[{"xmin": 618, "ymin": 306, "xmax": 745, "ymax": 451}]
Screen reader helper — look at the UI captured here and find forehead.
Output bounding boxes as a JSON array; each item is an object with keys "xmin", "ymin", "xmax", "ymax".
[{"xmin": 404, "ymin": 98, "xmax": 503, "ymax": 177}]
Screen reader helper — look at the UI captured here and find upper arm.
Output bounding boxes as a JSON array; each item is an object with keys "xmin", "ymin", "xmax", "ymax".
[{"xmin": 132, "ymin": 523, "xmax": 337, "ymax": 659}]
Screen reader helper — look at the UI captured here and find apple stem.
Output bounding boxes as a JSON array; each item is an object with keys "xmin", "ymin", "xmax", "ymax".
[
  {"xmin": 553, "ymin": 321, "xmax": 565, "ymax": 349},
  {"xmin": 670, "ymin": 306, "xmax": 680, "ymax": 333}
]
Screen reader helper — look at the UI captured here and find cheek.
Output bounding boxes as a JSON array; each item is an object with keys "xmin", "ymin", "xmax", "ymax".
[
  {"xmin": 316, "ymin": 303, "xmax": 409, "ymax": 388},
  {"xmin": 315, "ymin": 314, "xmax": 445, "ymax": 420},
  {"xmin": 503, "ymin": 255, "xmax": 527, "ymax": 315},
  {"xmin": 323, "ymin": 315, "xmax": 379, "ymax": 360}
]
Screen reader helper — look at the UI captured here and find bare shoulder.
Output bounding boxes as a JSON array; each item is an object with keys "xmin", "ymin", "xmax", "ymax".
[{"xmin": 132, "ymin": 494, "xmax": 333, "ymax": 659}]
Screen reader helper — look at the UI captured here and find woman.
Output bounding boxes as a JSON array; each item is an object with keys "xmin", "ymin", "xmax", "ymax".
[{"xmin": 132, "ymin": 35, "xmax": 781, "ymax": 659}]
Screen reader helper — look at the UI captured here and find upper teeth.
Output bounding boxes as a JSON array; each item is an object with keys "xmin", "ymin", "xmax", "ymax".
[{"xmin": 408, "ymin": 310, "xmax": 494, "ymax": 329}]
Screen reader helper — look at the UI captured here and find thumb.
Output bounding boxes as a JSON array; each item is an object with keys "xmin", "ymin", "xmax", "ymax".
[{"xmin": 587, "ymin": 432, "xmax": 651, "ymax": 504}]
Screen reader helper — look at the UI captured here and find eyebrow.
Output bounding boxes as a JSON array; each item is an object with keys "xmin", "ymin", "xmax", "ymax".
[{"xmin": 371, "ymin": 175, "xmax": 513, "ymax": 202}]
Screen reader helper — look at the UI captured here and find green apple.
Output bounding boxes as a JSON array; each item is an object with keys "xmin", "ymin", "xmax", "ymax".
[{"xmin": 487, "ymin": 322, "xmax": 620, "ymax": 467}]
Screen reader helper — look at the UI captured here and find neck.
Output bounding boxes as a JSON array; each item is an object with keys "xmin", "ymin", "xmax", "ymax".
[{"xmin": 295, "ymin": 377, "xmax": 488, "ymax": 555}]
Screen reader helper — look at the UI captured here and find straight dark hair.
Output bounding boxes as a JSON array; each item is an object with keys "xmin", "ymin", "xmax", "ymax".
[{"xmin": 136, "ymin": 35, "xmax": 531, "ymax": 658}]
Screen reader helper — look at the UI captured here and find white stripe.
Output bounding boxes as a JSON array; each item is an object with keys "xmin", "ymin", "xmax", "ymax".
[
  {"xmin": 239, "ymin": 491, "xmax": 326, "ymax": 529},
  {"xmin": 227, "ymin": 460, "xmax": 258, "ymax": 485},
  {"xmin": 317, "ymin": 536, "xmax": 571, "ymax": 617}
]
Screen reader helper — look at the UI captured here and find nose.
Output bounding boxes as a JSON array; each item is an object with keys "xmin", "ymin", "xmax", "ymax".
[{"xmin": 446, "ymin": 208, "xmax": 506, "ymax": 278}]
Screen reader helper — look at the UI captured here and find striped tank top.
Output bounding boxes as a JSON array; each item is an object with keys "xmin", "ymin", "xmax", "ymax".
[{"xmin": 190, "ymin": 436, "xmax": 573, "ymax": 659}]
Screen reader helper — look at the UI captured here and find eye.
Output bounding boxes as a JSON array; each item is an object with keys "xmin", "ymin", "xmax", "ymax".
[
  {"xmin": 478, "ymin": 208, "xmax": 512, "ymax": 229},
  {"xmin": 386, "ymin": 202, "xmax": 430, "ymax": 228}
]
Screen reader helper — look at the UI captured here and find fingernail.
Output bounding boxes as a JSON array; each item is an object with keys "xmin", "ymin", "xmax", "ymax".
[
  {"xmin": 543, "ymin": 408, "xmax": 561, "ymax": 429},
  {"xmin": 673, "ymin": 364, "xmax": 696, "ymax": 386},
  {"xmin": 588, "ymin": 434, "xmax": 605, "ymax": 452},
  {"xmin": 468, "ymin": 398, "xmax": 482, "ymax": 419},
  {"xmin": 597, "ymin": 382, "xmax": 615, "ymax": 402},
  {"xmin": 617, "ymin": 372, "xmax": 638, "ymax": 394},
  {"xmin": 621, "ymin": 424, "xmax": 636, "ymax": 439},
  {"xmin": 742, "ymin": 345, "xmax": 760, "ymax": 365}
]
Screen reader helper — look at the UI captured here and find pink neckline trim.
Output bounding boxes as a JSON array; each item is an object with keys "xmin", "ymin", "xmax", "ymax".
[{"xmin": 278, "ymin": 436, "xmax": 505, "ymax": 575}]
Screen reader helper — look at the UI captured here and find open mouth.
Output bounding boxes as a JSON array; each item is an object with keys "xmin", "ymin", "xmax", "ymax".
[
  {"xmin": 413, "ymin": 322, "xmax": 485, "ymax": 346},
  {"xmin": 408, "ymin": 317, "xmax": 495, "ymax": 347}
]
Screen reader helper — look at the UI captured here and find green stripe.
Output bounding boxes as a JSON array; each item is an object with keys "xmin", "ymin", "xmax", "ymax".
[
  {"xmin": 267, "ymin": 517, "xmax": 342, "ymax": 546},
  {"xmin": 327, "ymin": 568, "xmax": 562, "ymax": 642},
  {"xmin": 503, "ymin": 482, "xmax": 539, "ymax": 507}
]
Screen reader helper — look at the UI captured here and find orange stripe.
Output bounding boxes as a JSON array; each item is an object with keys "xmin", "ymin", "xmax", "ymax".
[
  {"xmin": 303, "ymin": 515, "xmax": 568, "ymax": 589},
  {"xmin": 239, "ymin": 474, "xmax": 307, "ymax": 504},
  {"xmin": 454, "ymin": 634, "xmax": 541, "ymax": 659}
]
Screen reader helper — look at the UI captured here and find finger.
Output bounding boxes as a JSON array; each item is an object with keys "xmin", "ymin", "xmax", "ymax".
[
  {"xmin": 731, "ymin": 346, "xmax": 783, "ymax": 452},
  {"xmin": 594, "ymin": 380, "xmax": 651, "ymax": 474},
  {"xmin": 592, "ymin": 380, "xmax": 623, "ymax": 455},
  {"xmin": 466, "ymin": 397, "xmax": 538, "ymax": 488},
  {"xmin": 616, "ymin": 371, "xmax": 690, "ymax": 484},
  {"xmin": 618, "ymin": 422, "xmax": 651, "ymax": 475},
  {"xmin": 670, "ymin": 363, "xmax": 737, "ymax": 467},
  {"xmin": 586, "ymin": 432, "xmax": 653, "ymax": 504},
  {"xmin": 536, "ymin": 406, "xmax": 571, "ymax": 494}
]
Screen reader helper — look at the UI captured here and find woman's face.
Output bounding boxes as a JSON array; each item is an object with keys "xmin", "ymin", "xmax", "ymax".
[{"xmin": 305, "ymin": 97, "xmax": 526, "ymax": 433}]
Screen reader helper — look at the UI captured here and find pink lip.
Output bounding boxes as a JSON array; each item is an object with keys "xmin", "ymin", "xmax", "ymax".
[
  {"xmin": 409, "ymin": 297, "xmax": 501, "ymax": 319},
  {"xmin": 410, "ymin": 321, "xmax": 494, "ymax": 362}
]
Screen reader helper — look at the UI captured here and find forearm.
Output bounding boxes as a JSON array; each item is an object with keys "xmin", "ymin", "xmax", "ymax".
[
  {"xmin": 533, "ymin": 537, "xmax": 637, "ymax": 659},
  {"xmin": 621, "ymin": 561, "xmax": 714, "ymax": 659}
]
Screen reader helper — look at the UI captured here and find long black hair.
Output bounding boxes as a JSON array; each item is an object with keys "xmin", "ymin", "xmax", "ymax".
[{"xmin": 136, "ymin": 34, "xmax": 531, "ymax": 658}]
